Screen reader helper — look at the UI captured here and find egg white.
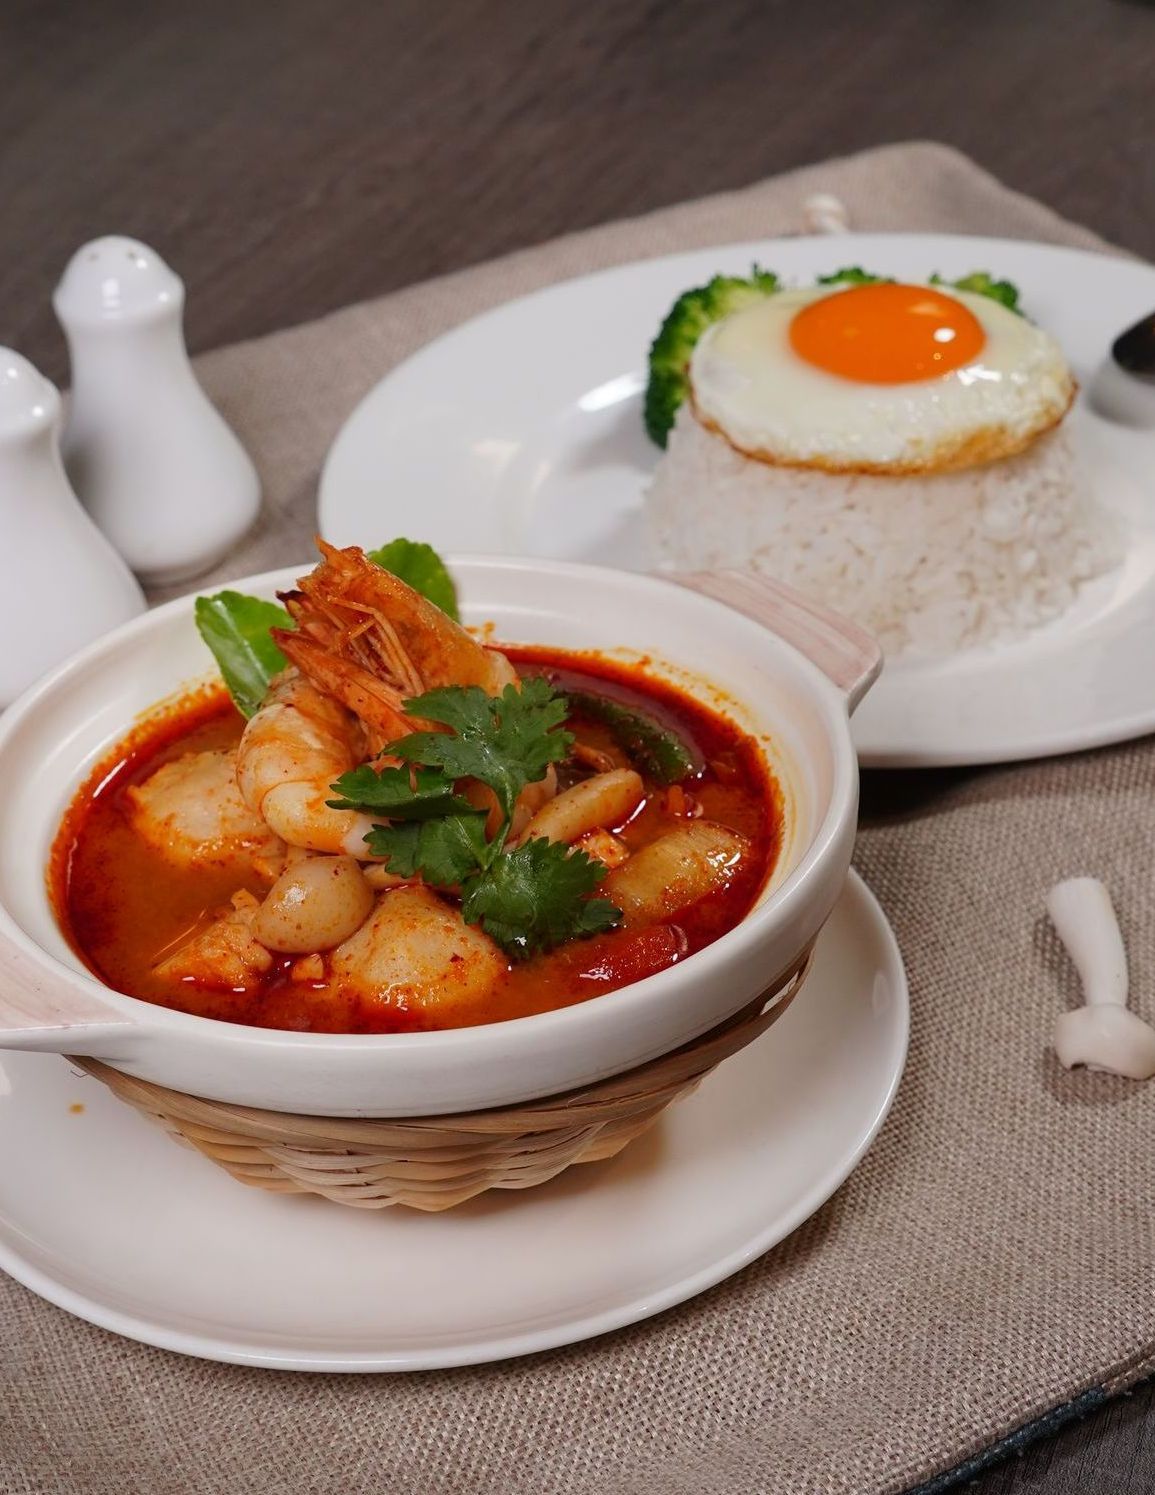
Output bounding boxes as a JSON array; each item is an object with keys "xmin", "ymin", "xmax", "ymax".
[{"xmin": 688, "ymin": 285, "xmax": 1076, "ymax": 474}]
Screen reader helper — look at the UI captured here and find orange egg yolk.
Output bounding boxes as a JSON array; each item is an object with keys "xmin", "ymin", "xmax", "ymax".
[{"xmin": 788, "ymin": 282, "xmax": 987, "ymax": 384}]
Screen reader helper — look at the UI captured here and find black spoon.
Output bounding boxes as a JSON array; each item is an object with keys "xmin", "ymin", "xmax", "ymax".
[{"xmin": 1111, "ymin": 311, "xmax": 1155, "ymax": 383}]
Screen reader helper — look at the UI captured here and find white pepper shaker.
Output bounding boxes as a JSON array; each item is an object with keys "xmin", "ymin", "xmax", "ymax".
[
  {"xmin": 0, "ymin": 348, "xmax": 144, "ymax": 707},
  {"xmin": 54, "ymin": 236, "xmax": 260, "ymax": 587}
]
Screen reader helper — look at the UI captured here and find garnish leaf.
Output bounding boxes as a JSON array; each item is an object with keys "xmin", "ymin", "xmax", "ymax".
[
  {"xmin": 930, "ymin": 270, "xmax": 1022, "ymax": 314},
  {"xmin": 327, "ymin": 763, "xmax": 473, "ymax": 821},
  {"xmin": 361, "ymin": 821, "xmax": 423, "ymax": 877},
  {"xmin": 461, "ymin": 839, "xmax": 620, "ymax": 959},
  {"xmin": 367, "ymin": 538, "xmax": 460, "ymax": 620},
  {"xmin": 409, "ymin": 812, "xmax": 491, "ymax": 887},
  {"xmin": 194, "ymin": 592, "xmax": 292, "ymax": 718},
  {"xmin": 816, "ymin": 266, "xmax": 894, "ymax": 286},
  {"xmin": 364, "ymin": 811, "xmax": 490, "ymax": 886},
  {"xmin": 391, "ymin": 679, "xmax": 572, "ymax": 823}
]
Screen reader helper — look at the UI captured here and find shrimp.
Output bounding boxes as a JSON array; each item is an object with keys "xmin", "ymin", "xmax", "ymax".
[
  {"xmin": 274, "ymin": 539, "xmax": 518, "ymax": 746},
  {"xmin": 236, "ymin": 541, "xmax": 556, "ymax": 853},
  {"xmin": 236, "ymin": 669, "xmax": 379, "ymax": 855}
]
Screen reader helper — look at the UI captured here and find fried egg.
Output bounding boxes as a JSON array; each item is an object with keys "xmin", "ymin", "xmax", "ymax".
[{"xmin": 688, "ymin": 282, "xmax": 1076, "ymax": 474}]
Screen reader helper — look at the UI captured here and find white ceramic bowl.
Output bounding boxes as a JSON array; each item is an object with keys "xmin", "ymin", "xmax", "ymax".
[{"xmin": 0, "ymin": 558, "xmax": 879, "ymax": 1116}]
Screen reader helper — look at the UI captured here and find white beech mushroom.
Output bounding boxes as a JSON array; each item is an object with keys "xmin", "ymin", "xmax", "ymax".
[{"xmin": 1047, "ymin": 877, "xmax": 1155, "ymax": 1080}]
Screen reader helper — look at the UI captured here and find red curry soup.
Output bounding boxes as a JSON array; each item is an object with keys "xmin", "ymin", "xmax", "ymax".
[{"xmin": 51, "ymin": 649, "xmax": 781, "ymax": 1035}]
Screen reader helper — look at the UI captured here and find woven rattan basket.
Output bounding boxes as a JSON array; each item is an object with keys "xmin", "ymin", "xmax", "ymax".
[{"xmin": 72, "ymin": 947, "xmax": 813, "ymax": 1212}]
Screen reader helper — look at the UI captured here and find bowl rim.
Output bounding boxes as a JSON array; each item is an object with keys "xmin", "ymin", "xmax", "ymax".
[{"xmin": 0, "ymin": 553, "xmax": 860, "ymax": 1055}]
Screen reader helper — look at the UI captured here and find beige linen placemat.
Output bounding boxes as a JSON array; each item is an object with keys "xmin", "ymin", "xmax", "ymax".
[{"xmin": 3, "ymin": 142, "xmax": 1152, "ymax": 1495}]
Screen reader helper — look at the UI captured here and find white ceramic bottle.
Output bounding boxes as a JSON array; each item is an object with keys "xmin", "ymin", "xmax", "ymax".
[
  {"xmin": 0, "ymin": 348, "xmax": 144, "ymax": 706},
  {"xmin": 54, "ymin": 236, "xmax": 261, "ymax": 587}
]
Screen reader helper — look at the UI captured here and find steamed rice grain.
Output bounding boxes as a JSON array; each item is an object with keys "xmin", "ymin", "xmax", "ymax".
[{"xmin": 646, "ymin": 410, "xmax": 1119, "ymax": 657}]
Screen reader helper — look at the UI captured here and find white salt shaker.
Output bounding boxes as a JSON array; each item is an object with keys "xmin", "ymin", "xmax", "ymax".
[
  {"xmin": 54, "ymin": 236, "xmax": 260, "ymax": 587},
  {"xmin": 0, "ymin": 348, "xmax": 144, "ymax": 707}
]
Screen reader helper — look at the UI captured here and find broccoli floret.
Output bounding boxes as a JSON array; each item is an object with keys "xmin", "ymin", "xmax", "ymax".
[
  {"xmin": 644, "ymin": 266, "xmax": 780, "ymax": 447},
  {"xmin": 930, "ymin": 270, "xmax": 1022, "ymax": 315},
  {"xmin": 815, "ymin": 266, "xmax": 894, "ymax": 287},
  {"xmin": 816, "ymin": 265, "xmax": 1023, "ymax": 314}
]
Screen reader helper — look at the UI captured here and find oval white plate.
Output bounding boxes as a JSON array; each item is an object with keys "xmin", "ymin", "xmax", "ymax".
[
  {"xmin": 0, "ymin": 872, "xmax": 906, "ymax": 1372},
  {"xmin": 319, "ymin": 233, "xmax": 1155, "ymax": 768}
]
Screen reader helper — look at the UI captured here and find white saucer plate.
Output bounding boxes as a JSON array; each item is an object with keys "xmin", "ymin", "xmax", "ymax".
[
  {"xmin": 0, "ymin": 871, "xmax": 907, "ymax": 1373},
  {"xmin": 319, "ymin": 233, "xmax": 1155, "ymax": 768}
]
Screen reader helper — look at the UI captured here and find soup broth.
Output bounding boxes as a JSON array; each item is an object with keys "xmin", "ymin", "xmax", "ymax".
[{"xmin": 52, "ymin": 650, "xmax": 782, "ymax": 1033}]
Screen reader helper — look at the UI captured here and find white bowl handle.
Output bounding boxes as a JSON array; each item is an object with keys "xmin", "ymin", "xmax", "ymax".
[
  {"xmin": 666, "ymin": 569, "xmax": 883, "ymax": 714},
  {"xmin": 0, "ymin": 922, "xmax": 136, "ymax": 1054}
]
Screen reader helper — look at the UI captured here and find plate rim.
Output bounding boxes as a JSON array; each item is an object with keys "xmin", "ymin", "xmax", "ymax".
[
  {"xmin": 0, "ymin": 870, "xmax": 908, "ymax": 1373},
  {"xmin": 318, "ymin": 231, "xmax": 1155, "ymax": 771}
]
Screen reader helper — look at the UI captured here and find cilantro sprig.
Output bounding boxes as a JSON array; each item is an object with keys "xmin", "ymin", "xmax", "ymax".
[
  {"xmin": 329, "ymin": 679, "xmax": 621, "ymax": 959},
  {"xmin": 388, "ymin": 680, "xmax": 572, "ymax": 824},
  {"xmin": 327, "ymin": 763, "xmax": 474, "ymax": 821},
  {"xmin": 461, "ymin": 838, "xmax": 620, "ymax": 956},
  {"xmin": 364, "ymin": 810, "xmax": 491, "ymax": 886}
]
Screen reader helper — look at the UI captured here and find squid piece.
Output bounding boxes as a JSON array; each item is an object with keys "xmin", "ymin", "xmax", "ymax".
[
  {"xmin": 126, "ymin": 749, "xmax": 283, "ymax": 872},
  {"xmin": 600, "ymin": 821, "xmax": 750, "ymax": 925},
  {"xmin": 330, "ymin": 884, "xmax": 507, "ymax": 1017},
  {"xmin": 517, "ymin": 768, "xmax": 644, "ymax": 847}
]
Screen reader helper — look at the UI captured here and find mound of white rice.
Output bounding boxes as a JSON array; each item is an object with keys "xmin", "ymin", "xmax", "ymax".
[{"xmin": 646, "ymin": 409, "xmax": 1120, "ymax": 658}]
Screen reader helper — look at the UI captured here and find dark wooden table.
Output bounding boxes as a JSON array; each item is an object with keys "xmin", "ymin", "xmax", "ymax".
[{"xmin": 2, "ymin": 1, "xmax": 1154, "ymax": 1490}]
